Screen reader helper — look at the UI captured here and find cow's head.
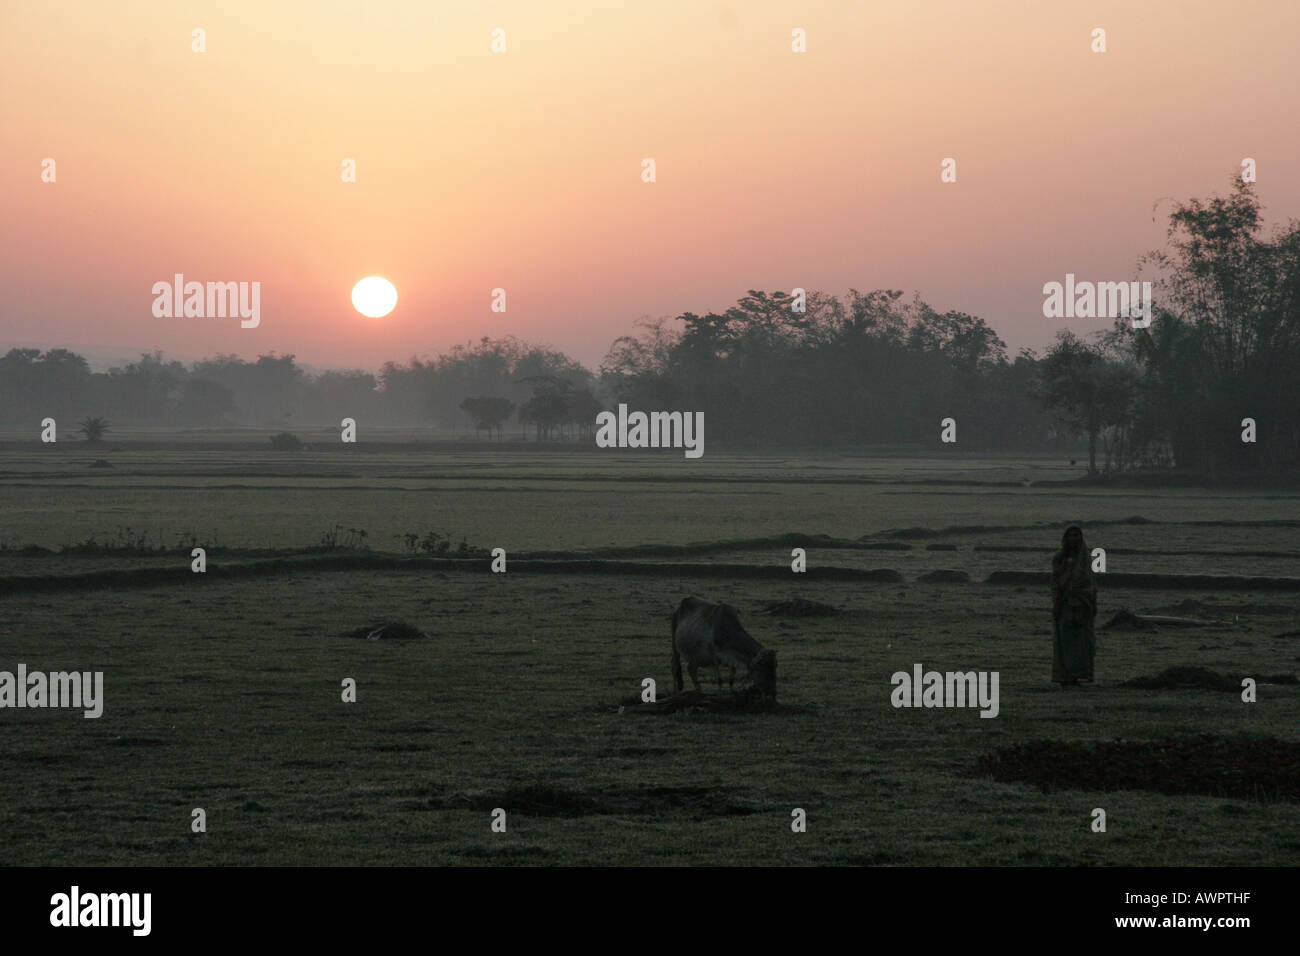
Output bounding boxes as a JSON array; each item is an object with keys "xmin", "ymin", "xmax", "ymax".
[
  {"xmin": 749, "ymin": 648, "xmax": 777, "ymax": 700},
  {"xmin": 716, "ymin": 605, "xmax": 778, "ymax": 700}
]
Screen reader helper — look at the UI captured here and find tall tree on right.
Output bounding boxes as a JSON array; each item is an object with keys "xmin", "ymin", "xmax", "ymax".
[{"xmin": 1130, "ymin": 180, "xmax": 1300, "ymax": 473}]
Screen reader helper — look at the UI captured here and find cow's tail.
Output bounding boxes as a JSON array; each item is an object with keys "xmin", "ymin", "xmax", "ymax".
[{"xmin": 670, "ymin": 604, "xmax": 684, "ymax": 693}]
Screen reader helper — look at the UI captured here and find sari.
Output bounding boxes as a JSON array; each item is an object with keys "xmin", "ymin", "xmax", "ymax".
[{"xmin": 1051, "ymin": 525, "xmax": 1096, "ymax": 683}]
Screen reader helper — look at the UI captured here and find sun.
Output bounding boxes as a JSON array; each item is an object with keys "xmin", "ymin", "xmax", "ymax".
[{"xmin": 351, "ymin": 276, "xmax": 398, "ymax": 318}]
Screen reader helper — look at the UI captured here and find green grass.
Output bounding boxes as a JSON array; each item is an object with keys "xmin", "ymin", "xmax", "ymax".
[{"xmin": 1, "ymin": 440, "xmax": 1297, "ymax": 865}]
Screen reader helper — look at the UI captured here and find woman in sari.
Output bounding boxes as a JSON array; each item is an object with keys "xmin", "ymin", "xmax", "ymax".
[{"xmin": 1051, "ymin": 524, "xmax": 1096, "ymax": 686}]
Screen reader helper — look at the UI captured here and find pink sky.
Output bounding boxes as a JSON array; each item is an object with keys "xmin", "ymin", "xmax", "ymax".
[{"xmin": 3, "ymin": 0, "xmax": 1298, "ymax": 370}]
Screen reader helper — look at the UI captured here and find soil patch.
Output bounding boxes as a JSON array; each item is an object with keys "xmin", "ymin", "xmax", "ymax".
[
  {"xmin": 918, "ymin": 569, "xmax": 970, "ymax": 584},
  {"xmin": 1122, "ymin": 666, "xmax": 1296, "ymax": 691},
  {"xmin": 972, "ymin": 735, "xmax": 1300, "ymax": 802},
  {"xmin": 343, "ymin": 621, "xmax": 431, "ymax": 640}
]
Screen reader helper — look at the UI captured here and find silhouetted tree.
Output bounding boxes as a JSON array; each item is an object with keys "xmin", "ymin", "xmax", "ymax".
[
  {"xmin": 77, "ymin": 416, "xmax": 110, "ymax": 443},
  {"xmin": 517, "ymin": 376, "xmax": 572, "ymax": 441},
  {"xmin": 1037, "ymin": 331, "xmax": 1110, "ymax": 474},
  {"xmin": 1120, "ymin": 179, "xmax": 1300, "ymax": 473},
  {"xmin": 459, "ymin": 395, "xmax": 516, "ymax": 438}
]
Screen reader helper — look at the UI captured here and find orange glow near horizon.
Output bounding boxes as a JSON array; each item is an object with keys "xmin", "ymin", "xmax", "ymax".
[{"xmin": 2, "ymin": 0, "xmax": 1299, "ymax": 370}]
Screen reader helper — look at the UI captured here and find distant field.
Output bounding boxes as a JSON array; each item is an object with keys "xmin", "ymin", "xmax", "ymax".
[
  {"xmin": 0, "ymin": 442, "xmax": 1293, "ymax": 555},
  {"xmin": 1, "ymin": 439, "xmax": 1298, "ymax": 865}
]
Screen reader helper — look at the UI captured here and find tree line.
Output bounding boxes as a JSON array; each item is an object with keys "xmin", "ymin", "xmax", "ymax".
[{"xmin": 4, "ymin": 183, "xmax": 1295, "ymax": 473}]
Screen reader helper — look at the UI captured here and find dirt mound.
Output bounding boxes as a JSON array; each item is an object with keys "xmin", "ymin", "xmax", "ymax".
[
  {"xmin": 1102, "ymin": 609, "xmax": 1227, "ymax": 630},
  {"xmin": 343, "ymin": 621, "xmax": 431, "ymax": 641},
  {"xmin": 1103, "ymin": 609, "xmax": 1157, "ymax": 631},
  {"xmin": 972, "ymin": 735, "xmax": 1300, "ymax": 802},
  {"xmin": 758, "ymin": 598, "xmax": 840, "ymax": 617},
  {"xmin": 423, "ymin": 783, "xmax": 759, "ymax": 817},
  {"xmin": 1123, "ymin": 666, "xmax": 1296, "ymax": 691},
  {"xmin": 917, "ymin": 569, "xmax": 970, "ymax": 584}
]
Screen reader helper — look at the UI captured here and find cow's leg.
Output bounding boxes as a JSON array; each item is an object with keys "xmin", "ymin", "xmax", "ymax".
[
  {"xmin": 713, "ymin": 663, "xmax": 722, "ymax": 690},
  {"xmin": 729, "ymin": 666, "xmax": 736, "ymax": 691},
  {"xmin": 688, "ymin": 662, "xmax": 701, "ymax": 691}
]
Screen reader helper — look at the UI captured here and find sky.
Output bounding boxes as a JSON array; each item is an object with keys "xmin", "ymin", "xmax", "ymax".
[{"xmin": 3, "ymin": 0, "xmax": 1298, "ymax": 372}]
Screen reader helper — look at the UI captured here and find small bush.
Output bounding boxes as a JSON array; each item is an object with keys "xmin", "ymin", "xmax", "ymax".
[
  {"xmin": 394, "ymin": 530, "xmax": 478, "ymax": 557},
  {"xmin": 319, "ymin": 524, "xmax": 369, "ymax": 549},
  {"xmin": 78, "ymin": 417, "xmax": 111, "ymax": 442},
  {"xmin": 269, "ymin": 432, "xmax": 303, "ymax": 451}
]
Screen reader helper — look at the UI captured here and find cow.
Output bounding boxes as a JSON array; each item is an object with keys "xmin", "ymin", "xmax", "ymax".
[{"xmin": 670, "ymin": 596, "xmax": 777, "ymax": 699}]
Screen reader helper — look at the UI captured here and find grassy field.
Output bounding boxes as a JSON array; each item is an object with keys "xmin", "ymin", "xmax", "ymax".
[{"xmin": 2, "ymin": 438, "xmax": 1298, "ymax": 865}]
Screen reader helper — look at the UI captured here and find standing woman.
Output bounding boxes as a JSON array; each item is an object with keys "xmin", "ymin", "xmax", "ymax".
[{"xmin": 1051, "ymin": 524, "xmax": 1096, "ymax": 686}]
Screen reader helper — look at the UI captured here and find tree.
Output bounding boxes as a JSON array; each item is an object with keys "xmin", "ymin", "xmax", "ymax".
[
  {"xmin": 1094, "ymin": 360, "xmax": 1142, "ymax": 474},
  {"xmin": 565, "ymin": 388, "xmax": 603, "ymax": 439},
  {"xmin": 1125, "ymin": 179, "xmax": 1300, "ymax": 473},
  {"xmin": 176, "ymin": 377, "xmax": 237, "ymax": 425},
  {"xmin": 459, "ymin": 395, "xmax": 516, "ymax": 438},
  {"xmin": 907, "ymin": 307, "xmax": 1008, "ymax": 372},
  {"xmin": 190, "ymin": 352, "xmax": 303, "ymax": 424},
  {"xmin": 303, "ymin": 369, "xmax": 379, "ymax": 426},
  {"xmin": 110, "ymin": 351, "xmax": 185, "ymax": 422},
  {"xmin": 600, "ymin": 316, "xmax": 679, "ymax": 406},
  {"xmin": 1037, "ymin": 331, "xmax": 1109, "ymax": 474},
  {"xmin": 77, "ymin": 416, "xmax": 110, "ymax": 443},
  {"xmin": 517, "ymin": 376, "xmax": 572, "ymax": 441}
]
